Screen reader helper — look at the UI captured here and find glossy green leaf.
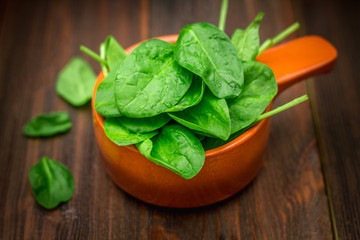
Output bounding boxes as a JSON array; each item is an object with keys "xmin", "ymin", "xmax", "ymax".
[
  {"xmin": 231, "ymin": 12, "xmax": 264, "ymax": 61},
  {"xmin": 228, "ymin": 61, "xmax": 277, "ymax": 134},
  {"xmin": 29, "ymin": 157, "xmax": 75, "ymax": 209},
  {"xmin": 169, "ymin": 88, "xmax": 231, "ymax": 141},
  {"xmin": 56, "ymin": 57, "xmax": 96, "ymax": 106},
  {"xmin": 94, "ymin": 63, "xmax": 122, "ymax": 118},
  {"xmin": 104, "ymin": 36, "xmax": 127, "ymax": 71},
  {"xmin": 104, "ymin": 118, "xmax": 158, "ymax": 146},
  {"xmin": 174, "ymin": 22, "xmax": 243, "ymax": 99},
  {"xmin": 166, "ymin": 75, "xmax": 205, "ymax": 112},
  {"xmin": 116, "ymin": 114, "xmax": 171, "ymax": 134},
  {"xmin": 114, "ymin": 39, "xmax": 192, "ymax": 118},
  {"xmin": 136, "ymin": 124, "xmax": 205, "ymax": 179},
  {"xmin": 23, "ymin": 112, "xmax": 72, "ymax": 137}
]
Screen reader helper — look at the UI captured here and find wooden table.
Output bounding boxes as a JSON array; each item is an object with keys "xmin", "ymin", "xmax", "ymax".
[{"xmin": 1, "ymin": 0, "xmax": 359, "ymax": 239}]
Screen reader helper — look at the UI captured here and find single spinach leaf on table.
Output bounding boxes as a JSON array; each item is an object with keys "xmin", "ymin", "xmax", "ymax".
[
  {"xmin": 29, "ymin": 157, "xmax": 75, "ymax": 209},
  {"xmin": 136, "ymin": 124, "xmax": 205, "ymax": 179},
  {"xmin": 104, "ymin": 118, "xmax": 158, "ymax": 146},
  {"xmin": 166, "ymin": 74, "xmax": 205, "ymax": 112},
  {"xmin": 23, "ymin": 112, "xmax": 72, "ymax": 137},
  {"xmin": 228, "ymin": 61, "xmax": 277, "ymax": 134},
  {"xmin": 95, "ymin": 63, "xmax": 122, "ymax": 118},
  {"xmin": 114, "ymin": 39, "xmax": 192, "ymax": 118},
  {"xmin": 174, "ymin": 22, "xmax": 244, "ymax": 99},
  {"xmin": 168, "ymin": 88, "xmax": 231, "ymax": 141},
  {"xmin": 231, "ymin": 12, "xmax": 264, "ymax": 61},
  {"xmin": 116, "ymin": 114, "xmax": 171, "ymax": 134},
  {"xmin": 104, "ymin": 36, "xmax": 127, "ymax": 71},
  {"xmin": 56, "ymin": 57, "xmax": 96, "ymax": 107}
]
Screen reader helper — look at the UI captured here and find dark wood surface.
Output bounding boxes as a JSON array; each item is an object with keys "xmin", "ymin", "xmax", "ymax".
[{"xmin": 0, "ymin": 0, "xmax": 358, "ymax": 239}]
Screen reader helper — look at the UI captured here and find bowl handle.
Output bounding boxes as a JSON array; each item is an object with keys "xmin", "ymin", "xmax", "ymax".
[{"xmin": 256, "ymin": 35, "xmax": 337, "ymax": 94}]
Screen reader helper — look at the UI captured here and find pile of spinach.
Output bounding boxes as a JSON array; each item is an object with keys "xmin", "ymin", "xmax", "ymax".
[
  {"xmin": 80, "ymin": 2, "xmax": 307, "ymax": 179},
  {"xmin": 24, "ymin": 1, "xmax": 308, "ymax": 210}
]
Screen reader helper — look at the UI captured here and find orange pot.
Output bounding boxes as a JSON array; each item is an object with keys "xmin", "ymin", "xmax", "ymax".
[{"xmin": 91, "ymin": 34, "xmax": 337, "ymax": 208}]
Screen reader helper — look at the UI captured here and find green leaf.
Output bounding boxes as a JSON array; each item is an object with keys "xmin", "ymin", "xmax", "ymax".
[
  {"xmin": 23, "ymin": 112, "xmax": 72, "ymax": 137},
  {"xmin": 169, "ymin": 88, "xmax": 231, "ymax": 141},
  {"xmin": 228, "ymin": 61, "xmax": 277, "ymax": 134},
  {"xmin": 166, "ymin": 75, "xmax": 205, "ymax": 112},
  {"xmin": 137, "ymin": 124, "xmax": 205, "ymax": 179},
  {"xmin": 29, "ymin": 157, "xmax": 75, "ymax": 209},
  {"xmin": 94, "ymin": 63, "xmax": 122, "ymax": 118},
  {"xmin": 104, "ymin": 36, "xmax": 127, "ymax": 71},
  {"xmin": 56, "ymin": 57, "xmax": 96, "ymax": 107},
  {"xmin": 231, "ymin": 12, "xmax": 264, "ymax": 60},
  {"xmin": 116, "ymin": 114, "xmax": 171, "ymax": 134},
  {"xmin": 174, "ymin": 22, "xmax": 244, "ymax": 99},
  {"xmin": 104, "ymin": 118, "xmax": 158, "ymax": 146},
  {"xmin": 114, "ymin": 39, "xmax": 193, "ymax": 118}
]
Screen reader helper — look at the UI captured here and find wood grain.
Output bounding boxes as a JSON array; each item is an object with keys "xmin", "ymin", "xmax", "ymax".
[
  {"xmin": 294, "ymin": 0, "xmax": 360, "ymax": 238},
  {"xmin": 1, "ymin": 0, "xmax": 353, "ymax": 239}
]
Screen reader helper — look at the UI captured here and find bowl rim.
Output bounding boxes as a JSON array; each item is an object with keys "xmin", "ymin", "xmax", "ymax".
[{"xmin": 91, "ymin": 34, "xmax": 269, "ymax": 158}]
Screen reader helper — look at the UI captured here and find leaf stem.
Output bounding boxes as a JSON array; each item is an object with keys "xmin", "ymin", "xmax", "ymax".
[
  {"xmin": 80, "ymin": 45, "xmax": 109, "ymax": 66},
  {"xmin": 256, "ymin": 95, "xmax": 308, "ymax": 121},
  {"xmin": 258, "ymin": 22, "xmax": 300, "ymax": 55},
  {"xmin": 99, "ymin": 43, "xmax": 108, "ymax": 77},
  {"xmin": 218, "ymin": 0, "xmax": 229, "ymax": 31}
]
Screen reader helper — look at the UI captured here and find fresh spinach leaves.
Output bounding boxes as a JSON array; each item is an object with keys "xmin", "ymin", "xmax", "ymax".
[
  {"xmin": 169, "ymin": 88, "xmax": 231, "ymax": 141},
  {"xmin": 94, "ymin": 63, "xmax": 122, "ymax": 118},
  {"xmin": 174, "ymin": 22, "xmax": 244, "ymax": 99},
  {"xmin": 137, "ymin": 124, "xmax": 205, "ymax": 179},
  {"xmin": 104, "ymin": 36, "xmax": 127, "ymax": 71},
  {"xmin": 114, "ymin": 39, "xmax": 192, "ymax": 118},
  {"xmin": 29, "ymin": 157, "xmax": 75, "ymax": 209},
  {"xmin": 104, "ymin": 118, "xmax": 158, "ymax": 146},
  {"xmin": 116, "ymin": 114, "xmax": 171, "ymax": 134},
  {"xmin": 231, "ymin": 12, "xmax": 264, "ymax": 61},
  {"xmin": 23, "ymin": 112, "xmax": 72, "ymax": 137},
  {"xmin": 227, "ymin": 61, "xmax": 277, "ymax": 134},
  {"xmin": 166, "ymin": 75, "xmax": 205, "ymax": 112},
  {"xmin": 56, "ymin": 57, "xmax": 96, "ymax": 107}
]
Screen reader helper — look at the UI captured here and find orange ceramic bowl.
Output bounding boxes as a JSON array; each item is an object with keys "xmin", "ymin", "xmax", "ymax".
[{"xmin": 92, "ymin": 34, "xmax": 337, "ymax": 208}]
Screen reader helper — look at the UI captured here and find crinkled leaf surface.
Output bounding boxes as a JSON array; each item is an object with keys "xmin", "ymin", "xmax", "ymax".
[
  {"xmin": 114, "ymin": 39, "xmax": 192, "ymax": 118},
  {"xmin": 104, "ymin": 36, "xmax": 127, "ymax": 71},
  {"xmin": 136, "ymin": 124, "xmax": 205, "ymax": 179},
  {"xmin": 169, "ymin": 88, "xmax": 231, "ymax": 141},
  {"xmin": 95, "ymin": 63, "xmax": 122, "ymax": 118},
  {"xmin": 104, "ymin": 118, "xmax": 158, "ymax": 146},
  {"xmin": 23, "ymin": 112, "xmax": 72, "ymax": 137},
  {"xmin": 116, "ymin": 114, "xmax": 171, "ymax": 134},
  {"xmin": 174, "ymin": 22, "xmax": 243, "ymax": 99},
  {"xmin": 29, "ymin": 157, "xmax": 75, "ymax": 209},
  {"xmin": 231, "ymin": 12, "xmax": 263, "ymax": 61},
  {"xmin": 228, "ymin": 61, "xmax": 277, "ymax": 134},
  {"xmin": 56, "ymin": 57, "xmax": 96, "ymax": 106},
  {"xmin": 166, "ymin": 74, "xmax": 205, "ymax": 112}
]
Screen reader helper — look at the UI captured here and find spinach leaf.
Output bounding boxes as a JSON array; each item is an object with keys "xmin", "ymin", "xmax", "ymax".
[
  {"xmin": 29, "ymin": 157, "xmax": 75, "ymax": 209},
  {"xmin": 56, "ymin": 57, "xmax": 96, "ymax": 107},
  {"xmin": 228, "ymin": 61, "xmax": 277, "ymax": 134},
  {"xmin": 104, "ymin": 118, "xmax": 158, "ymax": 146},
  {"xmin": 231, "ymin": 12, "xmax": 264, "ymax": 61},
  {"xmin": 94, "ymin": 63, "xmax": 122, "ymax": 118},
  {"xmin": 104, "ymin": 36, "xmax": 127, "ymax": 71},
  {"xmin": 174, "ymin": 22, "xmax": 244, "ymax": 99},
  {"xmin": 23, "ymin": 112, "xmax": 72, "ymax": 137},
  {"xmin": 166, "ymin": 75, "xmax": 205, "ymax": 112},
  {"xmin": 136, "ymin": 124, "xmax": 205, "ymax": 179},
  {"xmin": 168, "ymin": 88, "xmax": 231, "ymax": 141},
  {"xmin": 114, "ymin": 39, "xmax": 192, "ymax": 118},
  {"xmin": 116, "ymin": 114, "xmax": 171, "ymax": 134}
]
